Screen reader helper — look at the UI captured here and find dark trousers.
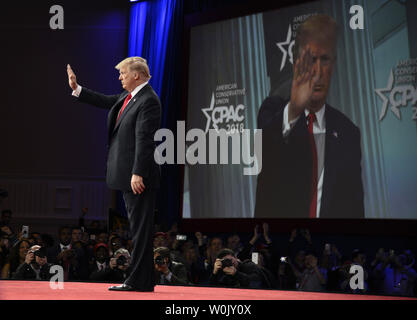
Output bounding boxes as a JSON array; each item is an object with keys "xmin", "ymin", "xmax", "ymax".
[{"xmin": 122, "ymin": 189, "xmax": 156, "ymax": 290}]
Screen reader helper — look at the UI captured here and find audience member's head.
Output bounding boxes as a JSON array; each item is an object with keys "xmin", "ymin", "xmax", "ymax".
[
  {"xmin": 304, "ymin": 253, "xmax": 319, "ymax": 270},
  {"xmin": 153, "ymin": 232, "xmax": 169, "ymax": 248},
  {"xmin": 226, "ymin": 233, "xmax": 241, "ymax": 252},
  {"xmin": 1, "ymin": 209, "xmax": 12, "ymax": 226},
  {"xmin": 97, "ymin": 232, "xmax": 109, "ymax": 245},
  {"xmin": 4, "ymin": 239, "xmax": 31, "ymax": 277},
  {"xmin": 352, "ymin": 249, "xmax": 366, "ymax": 266},
  {"xmin": 113, "ymin": 248, "xmax": 131, "ymax": 271},
  {"xmin": 29, "ymin": 232, "xmax": 43, "ymax": 246},
  {"xmin": 109, "ymin": 235, "xmax": 123, "ymax": 253},
  {"xmin": 18, "ymin": 240, "xmax": 31, "ymax": 261},
  {"xmin": 217, "ymin": 248, "xmax": 239, "ymax": 268},
  {"xmin": 154, "ymin": 246, "xmax": 171, "ymax": 266},
  {"xmin": 94, "ymin": 243, "xmax": 109, "ymax": 264},
  {"xmin": 209, "ymin": 236, "xmax": 223, "ymax": 252},
  {"xmin": 28, "ymin": 245, "xmax": 48, "ymax": 267},
  {"xmin": 71, "ymin": 227, "xmax": 83, "ymax": 244},
  {"xmin": 58, "ymin": 226, "xmax": 72, "ymax": 246},
  {"xmin": 184, "ymin": 245, "xmax": 199, "ymax": 264}
]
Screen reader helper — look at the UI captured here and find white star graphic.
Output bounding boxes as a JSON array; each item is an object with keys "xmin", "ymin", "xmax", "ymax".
[
  {"xmin": 201, "ymin": 93, "xmax": 216, "ymax": 133},
  {"xmin": 375, "ymin": 69, "xmax": 395, "ymax": 121},
  {"xmin": 276, "ymin": 25, "xmax": 294, "ymax": 71}
]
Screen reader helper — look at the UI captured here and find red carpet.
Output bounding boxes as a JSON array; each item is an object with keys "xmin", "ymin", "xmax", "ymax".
[{"xmin": 0, "ymin": 280, "xmax": 416, "ymax": 300}]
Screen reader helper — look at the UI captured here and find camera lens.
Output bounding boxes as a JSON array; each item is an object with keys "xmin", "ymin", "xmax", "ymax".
[
  {"xmin": 116, "ymin": 255, "xmax": 127, "ymax": 266},
  {"xmin": 221, "ymin": 258, "xmax": 233, "ymax": 268},
  {"xmin": 154, "ymin": 255, "xmax": 164, "ymax": 265}
]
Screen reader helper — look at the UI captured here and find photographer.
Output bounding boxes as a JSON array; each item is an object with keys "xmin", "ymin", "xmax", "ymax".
[
  {"xmin": 13, "ymin": 245, "xmax": 53, "ymax": 280},
  {"xmin": 297, "ymin": 253, "xmax": 327, "ymax": 292},
  {"xmin": 154, "ymin": 247, "xmax": 189, "ymax": 285},
  {"xmin": 209, "ymin": 248, "xmax": 272, "ymax": 289},
  {"xmin": 47, "ymin": 226, "xmax": 89, "ymax": 280},
  {"xmin": 87, "ymin": 248, "xmax": 132, "ymax": 283},
  {"xmin": 88, "ymin": 243, "xmax": 110, "ymax": 281},
  {"xmin": 107, "ymin": 248, "xmax": 132, "ymax": 282}
]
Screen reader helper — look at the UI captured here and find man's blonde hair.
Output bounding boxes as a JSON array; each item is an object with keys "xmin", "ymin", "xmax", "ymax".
[
  {"xmin": 115, "ymin": 56, "xmax": 151, "ymax": 80},
  {"xmin": 293, "ymin": 14, "xmax": 338, "ymax": 61}
]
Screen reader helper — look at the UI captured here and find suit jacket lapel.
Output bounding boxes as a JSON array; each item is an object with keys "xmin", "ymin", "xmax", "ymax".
[
  {"xmin": 110, "ymin": 84, "xmax": 150, "ymax": 135},
  {"xmin": 108, "ymin": 92, "xmax": 129, "ymax": 134}
]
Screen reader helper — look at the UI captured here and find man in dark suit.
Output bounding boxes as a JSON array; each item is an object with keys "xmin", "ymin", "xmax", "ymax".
[
  {"xmin": 255, "ymin": 14, "xmax": 364, "ymax": 219},
  {"xmin": 154, "ymin": 246, "xmax": 189, "ymax": 286},
  {"xmin": 67, "ymin": 57, "xmax": 161, "ymax": 291},
  {"xmin": 46, "ymin": 226, "xmax": 89, "ymax": 280}
]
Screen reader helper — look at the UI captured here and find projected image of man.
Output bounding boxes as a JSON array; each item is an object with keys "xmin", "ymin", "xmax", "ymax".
[{"xmin": 255, "ymin": 14, "xmax": 364, "ymax": 218}]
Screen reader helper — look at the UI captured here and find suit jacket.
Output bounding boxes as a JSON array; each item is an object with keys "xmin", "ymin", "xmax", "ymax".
[
  {"xmin": 13, "ymin": 262, "xmax": 54, "ymax": 280},
  {"xmin": 209, "ymin": 260, "xmax": 272, "ymax": 289},
  {"xmin": 89, "ymin": 263, "xmax": 132, "ymax": 283},
  {"xmin": 255, "ymin": 96, "xmax": 364, "ymax": 218},
  {"xmin": 155, "ymin": 261, "xmax": 189, "ymax": 285},
  {"xmin": 46, "ymin": 244, "xmax": 89, "ymax": 280},
  {"xmin": 77, "ymin": 84, "xmax": 161, "ymax": 191}
]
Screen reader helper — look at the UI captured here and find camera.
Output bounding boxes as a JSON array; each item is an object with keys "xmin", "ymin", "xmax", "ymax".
[
  {"xmin": 221, "ymin": 258, "xmax": 233, "ymax": 268},
  {"xmin": 34, "ymin": 247, "xmax": 47, "ymax": 259},
  {"xmin": 116, "ymin": 255, "xmax": 127, "ymax": 266},
  {"xmin": 154, "ymin": 255, "xmax": 165, "ymax": 266}
]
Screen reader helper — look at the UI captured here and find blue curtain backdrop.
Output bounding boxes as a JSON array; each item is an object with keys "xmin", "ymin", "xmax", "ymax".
[{"xmin": 117, "ymin": 0, "xmax": 183, "ymax": 230}]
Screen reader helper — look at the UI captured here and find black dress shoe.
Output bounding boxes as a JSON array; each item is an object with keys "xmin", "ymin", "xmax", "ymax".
[{"xmin": 108, "ymin": 284, "xmax": 136, "ymax": 291}]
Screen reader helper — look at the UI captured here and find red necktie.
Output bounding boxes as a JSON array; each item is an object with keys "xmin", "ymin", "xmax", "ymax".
[
  {"xmin": 116, "ymin": 93, "xmax": 132, "ymax": 123},
  {"xmin": 307, "ymin": 112, "xmax": 318, "ymax": 218}
]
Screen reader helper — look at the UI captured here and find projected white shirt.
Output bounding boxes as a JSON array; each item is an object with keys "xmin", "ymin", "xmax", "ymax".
[{"xmin": 282, "ymin": 103, "xmax": 326, "ymax": 218}]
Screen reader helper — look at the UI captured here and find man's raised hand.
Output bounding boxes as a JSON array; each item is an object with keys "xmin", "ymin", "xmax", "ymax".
[
  {"xmin": 288, "ymin": 46, "xmax": 317, "ymax": 121},
  {"xmin": 67, "ymin": 64, "xmax": 78, "ymax": 91}
]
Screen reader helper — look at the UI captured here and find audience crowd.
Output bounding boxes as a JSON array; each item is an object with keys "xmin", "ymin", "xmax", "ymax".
[{"xmin": 0, "ymin": 208, "xmax": 416, "ymax": 297}]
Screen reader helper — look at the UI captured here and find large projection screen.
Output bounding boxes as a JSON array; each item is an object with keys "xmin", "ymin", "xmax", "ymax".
[{"xmin": 183, "ymin": 0, "xmax": 417, "ymax": 219}]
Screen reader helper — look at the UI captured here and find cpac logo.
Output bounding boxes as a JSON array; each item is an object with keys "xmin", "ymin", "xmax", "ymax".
[
  {"xmin": 375, "ymin": 69, "xmax": 417, "ymax": 121},
  {"xmin": 202, "ymin": 93, "xmax": 245, "ymax": 133},
  {"xmin": 276, "ymin": 25, "xmax": 294, "ymax": 71}
]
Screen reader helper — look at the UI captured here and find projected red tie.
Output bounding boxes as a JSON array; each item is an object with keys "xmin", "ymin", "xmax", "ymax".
[
  {"xmin": 307, "ymin": 112, "xmax": 318, "ymax": 218},
  {"xmin": 116, "ymin": 93, "xmax": 132, "ymax": 123}
]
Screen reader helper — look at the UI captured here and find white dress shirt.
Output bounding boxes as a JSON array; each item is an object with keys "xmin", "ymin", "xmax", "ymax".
[
  {"xmin": 96, "ymin": 261, "xmax": 107, "ymax": 271},
  {"xmin": 282, "ymin": 103, "xmax": 326, "ymax": 217},
  {"xmin": 60, "ymin": 243, "xmax": 71, "ymax": 251}
]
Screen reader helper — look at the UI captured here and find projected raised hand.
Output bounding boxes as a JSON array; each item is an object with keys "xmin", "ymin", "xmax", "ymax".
[{"xmin": 289, "ymin": 46, "xmax": 318, "ymax": 121}]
